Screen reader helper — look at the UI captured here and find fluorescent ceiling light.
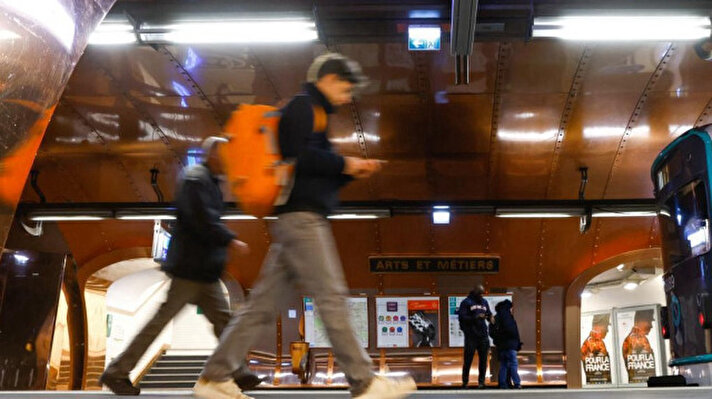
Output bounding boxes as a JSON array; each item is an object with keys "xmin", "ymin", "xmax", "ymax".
[
  {"xmin": 533, "ymin": 16, "xmax": 711, "ymax": 41},
  {"xmin": 30, "ymin": 216, "xmax": 107, "ymax": 221},
  {"xmin": 141, "ymin": 19, "xmax": 318, "ymax": 44},
  {"xmin": 88, "ymin": 22, "xmax": 136, "ymax": 45},
  {"xmin": 118, "ymin": 215, "xmax": 177, "ymax": 221},
  {"xmin": 623, "ymin": 282, "xmax": 639, "ymax": 290},
  {"xmin": 328, "ymin": 214, "xmax": 380, "ymax": 220},
  {"xmin": 496, "ymin": 213, "xmax": 574, "ymax": 218},
  {"xmin": 593, "ymin": 211, "xmax": 657, "ymax": 218},
  {"xmin": 580, "ymin": 290, "xmax": 593, "ymax": 298}
]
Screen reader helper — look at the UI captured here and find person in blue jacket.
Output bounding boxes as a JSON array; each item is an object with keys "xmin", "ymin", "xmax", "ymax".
[
  {"xmin": 458, "ymin": 285, "xmax": 492, "ymax": 388},
  {"xmin": 491, "ymin": 299, "xmax": 522, "ymax": 389}
]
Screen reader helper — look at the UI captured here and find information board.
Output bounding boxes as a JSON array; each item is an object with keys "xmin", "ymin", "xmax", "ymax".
[
  {"xmin": 303, "ymin": 296, "xmax": 369, "ymax": 348},
  {"xmin": 376, "ymin": 297, "xmax": 441, "ymax": 348}
]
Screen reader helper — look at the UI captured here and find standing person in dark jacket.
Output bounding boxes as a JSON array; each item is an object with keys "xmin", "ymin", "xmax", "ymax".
[
  {"xmin": 458, "ymin": 285, "xmax": 492, "ymax": 389},
  {"xmin": 492, "ymin": 299, "xmax": 522, "ymax": 389},
  {"xmin": 99, "ymin": 137, "xmax": 259, "ymax": 395},
  {"xmin": 195, "ymin": 53, "xmax": 416, "ymax": 399}
]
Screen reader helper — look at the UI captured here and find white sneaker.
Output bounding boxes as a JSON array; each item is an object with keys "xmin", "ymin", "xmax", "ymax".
[
  {"xmin": 193, "ymin": 377, "xmax": 254, "ymax": 399},
  {"xmin": 353, "ymin": 375, "xmax": 417, "ymax": 399}
]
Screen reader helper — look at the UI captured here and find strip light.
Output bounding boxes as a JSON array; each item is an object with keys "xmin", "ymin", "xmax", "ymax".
[
  {"xmin": 533, "ymin": 15, "xmax": 711, "ymax": 41},
  {"xmin": 30, "ymin": 216, "xmax": 107, "ymax": 221},
  {"xmin": 88, "ymin": 17, "xmax": 318, "ymax": 45},
  {"xmin": 496, "ymin": 213, "xmax": 574, "ymax": 219},
  {"xmin": 88, "ymin": 22, "xmax": 136, "ymax": 45}
]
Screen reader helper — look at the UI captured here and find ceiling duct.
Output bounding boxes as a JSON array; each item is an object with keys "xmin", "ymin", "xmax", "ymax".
[{"xmin": 450, "ymin": 0, "xmax": 479, "ymax": 85}]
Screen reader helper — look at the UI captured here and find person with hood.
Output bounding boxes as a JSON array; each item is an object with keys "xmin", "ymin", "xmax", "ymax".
[
  {"xmin": 458, "ymin": 285, "xmax": 492, "ymax": 388},
  {"xmin": 491, "ymin": 299, "xmax": 522, "ymax": 389}
]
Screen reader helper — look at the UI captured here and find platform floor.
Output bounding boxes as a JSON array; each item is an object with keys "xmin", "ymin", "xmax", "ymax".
[{"xmin": 2, "ymin": 388, "xmax": 711, "ymax": 398}]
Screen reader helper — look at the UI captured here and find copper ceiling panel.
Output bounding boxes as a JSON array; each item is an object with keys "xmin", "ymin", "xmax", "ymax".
[
  {"xmin": 251, "ymin": 43, "xmax": 329, "ymax": 100},
  {"xmin": 428, "ymin": 159, "xmax": 489, "ymax": 200},
  {"xmin": 348, "ymin": 94, "xmax": 427, "ymax": 159},
  {"xmin": 76, "ymin": 45, "xmax": 195, "ymax": 97},
  {"xmin": 539, "ymin": 218, "xmax": 597, "ymax": 287},
  {"xmin": 486, "ymin": 217, "xmax": 541, "ymax": 287},
  {"xmin": 431, "ymin": 94, "xmax": 493, "ymax": 156},
  {"xmin": 337, "ymin": 43, "xmax": 421, "ymax": 96},
  {"xmin": 581, "ymin": 43, "xmax": 673, "ymax": 94},
  {"xmin": 667, "ymin": 45, "xmax": 712, "ymax": 95},
  {"xmin": 347, "ymin": 159, "xmax": 431, "ymax": 200},
  {"xmin": 545, "ymin": 92, "xmax": 643, "ymax": 200},
  {"xmin": 489, "ymin": 93, "xmax": 568, "ymax": 199},
  {"xmin": 502, "ymin": 40, "xmax": 584, "ymax": 94},
  {"xmin": 162, "ymin": 44, "xmax": 281, "ymax": 105},
  {"xmin": 604, "ymin": 91, "xmax": 711, "ymax": 199},
  {"xmin": 58, "ymin": 220, "xmax": 154, "ymax": 265},
  {"xmin": 130, "ymin": 94, "xmax": 219, "ymax": 157},
  {"xmin": 333, "ymin": 220, "xmax": 381, "ymax": 289}
]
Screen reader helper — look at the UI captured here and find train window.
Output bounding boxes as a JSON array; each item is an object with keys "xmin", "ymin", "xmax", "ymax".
[{"xmin": 659, "ymin": 180, "xmax": 711, "ymax": 265}]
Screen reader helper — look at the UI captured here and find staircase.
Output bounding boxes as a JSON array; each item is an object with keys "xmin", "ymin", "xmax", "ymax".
[{"xmin": 138, "ymin": 353, "xmax": 207, "ymax": 389}]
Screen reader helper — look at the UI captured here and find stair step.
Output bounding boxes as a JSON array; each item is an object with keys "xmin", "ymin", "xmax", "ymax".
[
  {"xmin": 154, "ymin": 361, "xmax": 205, "ymax": 368},
  {"xmin": 149, "ymin": 367, "xmax": 203, "ymax": 374}
]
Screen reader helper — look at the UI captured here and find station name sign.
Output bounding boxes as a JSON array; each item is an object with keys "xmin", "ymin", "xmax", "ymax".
[{"xmin": 369, "ymin": 256, "xmax": 500, "ymax": 274}]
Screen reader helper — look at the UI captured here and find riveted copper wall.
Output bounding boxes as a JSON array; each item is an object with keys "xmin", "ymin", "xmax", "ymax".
[{"xmin": 0, "ymin": 0, "xmax": 117, "ymax": 251}]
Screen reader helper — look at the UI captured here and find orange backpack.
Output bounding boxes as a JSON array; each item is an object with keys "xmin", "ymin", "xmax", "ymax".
[{"xmin": 220, "ymin": 103, "xmax": 327, "ymax": 218}]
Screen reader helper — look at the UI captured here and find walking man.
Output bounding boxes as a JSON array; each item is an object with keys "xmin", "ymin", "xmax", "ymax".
[
  {"xmin": 193, "ymin": 53, "xmax": 416, "ymax": 399},
  {"xmin": 100, "ymin": 137, "xmax": 259, "ymax": 395},
  {"xmin": 458, "ymin": 285, "xmax": 492, "ymax": 389}
]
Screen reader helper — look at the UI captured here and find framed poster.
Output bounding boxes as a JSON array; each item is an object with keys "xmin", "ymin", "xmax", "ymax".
[
  {"xmin": 303, "ymin": 296, "xmax": 369, "ymax": 348},
  {"xmin": 376, "ymin": 297, "xmax": 441, "ymax": 348},
  {"xmin": 614, "ymin": 305, "xmax": 665, "ymax": 385},
  {"xmin": 581, "ymin": 311, "xmax": 618, "ymax": 387},
  {"xmin": 448, "ymin": 294, "xmax": 513, "ymax": 348}
]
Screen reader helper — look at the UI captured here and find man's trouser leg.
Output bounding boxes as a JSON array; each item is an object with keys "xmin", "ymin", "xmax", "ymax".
[
  {"xmin": 195, "ymin": 280, "xmax": 231, "ymax": 337},
  {"xmin": 476, "ymin": 340, "xmax": 490, "ymax": 386},
  {"xmin": 278, "ymin": 213, "xmax": 373, "ymax": 394},
  {"xmin": 462, "ymin": 335, "xmax": 476, "ymax": 386},
  {"xmin": 202, "ymin": 212, "xmax": 374, "ymax": 394},
  {"xmin": 105, "ymin": 277, "xmax": 199, "ymax": 377}
]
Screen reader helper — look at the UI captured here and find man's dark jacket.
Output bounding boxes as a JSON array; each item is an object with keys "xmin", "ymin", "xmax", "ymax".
[
  {"xmin": 276, "ymin": 83, "xmax": 352, "ymax": 216},
  {"xmin": 163, "ymin": 164, "xmax": 235, "ymax": 282},
  {"xmin": 458, "ymin": 292, "xmax": 492, "ymax": 341}
]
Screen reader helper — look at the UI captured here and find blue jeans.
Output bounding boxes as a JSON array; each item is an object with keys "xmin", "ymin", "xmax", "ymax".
[{"xmin": 498, "ymin": 349, "xmax": 521, "ymax": 388}]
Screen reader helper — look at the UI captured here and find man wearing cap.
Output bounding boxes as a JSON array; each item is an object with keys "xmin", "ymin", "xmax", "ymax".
[
  {"xmin": 194, "ymin": 54, "xmax": 416, "ymax": 399},
  {"xmin": 100, "ymin": 137, "xmax": 259, "ymax": 395}
]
